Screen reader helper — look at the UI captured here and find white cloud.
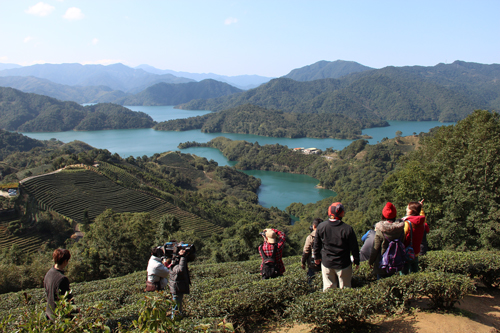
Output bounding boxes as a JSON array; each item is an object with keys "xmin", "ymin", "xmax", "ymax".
[
  {"xmin": 224, "ymin": 17, "xmax": 238, "ymax": 25},
  {"xmin": 24, "ymin": 36, "xmax": 33, "ymax": 43},
  {"xmin": 0, "ymin": 56, "xmax": 8, "ymax": 62},
  {"xmin": 25, "ymin": 2, "xmax": 55, "ymax": 17},
  {"xmin": 92, "ymin": 38, "xmax": 99, "ymax": 45},
  {"xmin": 63, "ymin": 7, "xmax": 84, "ymax": 20}
]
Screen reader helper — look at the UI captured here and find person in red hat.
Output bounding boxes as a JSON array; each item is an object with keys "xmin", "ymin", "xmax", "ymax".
[
  {"xmin": 313, "ymin": 202, "xmax": 359, "ymax": 291},
  {"xmin": 368, "ymin": 202, "xmax": 405, "ymax": 279}
]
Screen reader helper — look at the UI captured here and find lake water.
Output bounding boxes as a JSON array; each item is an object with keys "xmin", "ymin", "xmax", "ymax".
[{"xmin": 21, "ymin": 106, "xmax": 455, "ymax": 210}]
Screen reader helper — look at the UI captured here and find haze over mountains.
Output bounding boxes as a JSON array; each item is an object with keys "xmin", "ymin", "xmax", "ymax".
[{"xmin": 135, "ymin": 64, "xmax": 272, "ymax": 90}]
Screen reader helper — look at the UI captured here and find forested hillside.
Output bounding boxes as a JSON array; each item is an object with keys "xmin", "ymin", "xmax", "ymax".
[
  {"xmin": 282, "ymin": 59, "xmax": 373, "ymax": 81},
  {"xmin": 155, "ymin": 104, "xmax": 387, "ymax": 139},
  {"xmin": 0, "ymin": 129, "xmax": 44, "ymax": 160},
  {"xmin": 0, "ymin": 87, "xmax": 155, "ymax": 131},
  {"xmin": 179, "ymin": 111, "xmax": 500, "ymax": 252},
  {"xmin": 178, "ymin": 61, "xmax": 499, "ymax": 122},
  {"xmin": 116, "ymin": 79, "xmax": 242, "ymax": 106}
]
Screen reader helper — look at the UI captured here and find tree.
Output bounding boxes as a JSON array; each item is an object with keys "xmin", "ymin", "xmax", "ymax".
[
  {"xmin": 154, "ymin": 214, "xmax": 180, "ymax": 245},
  {"xmin": 375, "ymin": 110, "xmax": 500, "ymax": 250},
  {"xmin": 395, "ymin": 130, "xmax": 403, "ymax": 138},
  {"xmin": 70, "ymin": 210, "xmax": 156, "ymax": 280}
]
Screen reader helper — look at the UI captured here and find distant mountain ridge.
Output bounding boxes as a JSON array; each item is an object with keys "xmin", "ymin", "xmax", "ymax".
[
  {"xmin": 0, "ymin": 76, "xmax": 128, "ymax": 104},
  {"xmin": 135, "ymin": 64, "xmax": 273, "ymax": 90},
  {"xmin": 0, "ymin": 63, "xmax": 195, "ymax": 93},
  {"xmin": 0, "ymin": 87, "xmax": 155, "ymax": 132},
  {"xmin": 282, "ymin": 60, "xmax": 373, "ymax": 81},
  {"xmin": 178, "ymin": 61, "xmax": 500, "ymax": 122}
]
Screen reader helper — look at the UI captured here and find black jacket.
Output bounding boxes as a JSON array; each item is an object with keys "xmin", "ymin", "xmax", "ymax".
[
  {"xmin": 168, "ymin": 256, "xmax": 190, "ymax": 295},
  {"xmin": 313, "ymin": 219, "xmax": 360, "ymax": 269}
]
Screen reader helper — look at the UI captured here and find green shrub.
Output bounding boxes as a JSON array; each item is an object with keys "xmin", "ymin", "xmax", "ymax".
[
  {"xmin": 420, "ymin": 250, "xmax": 500, "ymax": 288},
  {"xmin": 286, "ymin": 286, "xmax": 382, "ymax": 331},
  {"xmin": 187, "ymin": 264, "xmax": 311, "ymax": 325},
  {"xmin": 286, "ymin": 271, "xmax": 474, "ymax": 331}
]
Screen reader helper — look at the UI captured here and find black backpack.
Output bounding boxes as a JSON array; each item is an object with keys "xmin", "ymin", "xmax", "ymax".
[{"xmin": 259, "ymin": 244, "xmax": 279, "ymax": 279}]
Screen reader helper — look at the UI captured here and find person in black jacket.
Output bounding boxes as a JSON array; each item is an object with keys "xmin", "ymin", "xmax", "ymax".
[
  {"xmin": 168, "ymin": 244, "xmax": 191, "ymax": 319},
  {"xmin": 313, "ymin": 202, "xmax": 359, "ymax": 291},
  {"xmin": 43, "ymin": 248, "xmax": 73, "ymax": 320}
]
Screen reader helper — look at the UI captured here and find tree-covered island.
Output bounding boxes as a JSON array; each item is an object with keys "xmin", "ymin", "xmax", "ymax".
[{"xmin": 155, "ymin": 104, "xmax": 383, "ymax": 139}]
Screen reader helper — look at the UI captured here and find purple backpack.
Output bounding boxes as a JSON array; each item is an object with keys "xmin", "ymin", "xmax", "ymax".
[{"xmin": 379, "ymin": 231, "xmax": 406, "ymax": 274}]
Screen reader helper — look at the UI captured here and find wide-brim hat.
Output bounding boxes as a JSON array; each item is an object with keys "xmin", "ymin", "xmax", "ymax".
[{"xmin": 265, "ymin": 228, "xmax": 277, "ymax": 243}]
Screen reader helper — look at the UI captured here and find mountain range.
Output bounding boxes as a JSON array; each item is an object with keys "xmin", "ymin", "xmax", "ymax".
[
  {"xmin": 0, "ymin": 60, "xmax": 498, "ymax": 124},
  {"xmin": 0, "ymin": 63, "xmax": 194, "ymax": 93},
  {"xmin": 178, "ymin": 61, "xmax": 500, "ymax": 122},
  {"xmin": 135, "ymin": 64, "xmax": 272, "ymax": 90}
]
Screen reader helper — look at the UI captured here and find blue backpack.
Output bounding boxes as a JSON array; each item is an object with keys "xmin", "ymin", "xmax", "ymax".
[{"xmin": 379, "ymin": 231, "xmax": 406, "ymax": 274}]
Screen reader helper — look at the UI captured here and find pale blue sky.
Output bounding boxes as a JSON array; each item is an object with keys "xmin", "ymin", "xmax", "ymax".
[{"xmin": 1, "ymin": 0, "xmax": 499, "ymax": 77}]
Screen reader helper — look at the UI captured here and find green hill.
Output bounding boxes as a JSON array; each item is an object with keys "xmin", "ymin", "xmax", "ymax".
[
  {"xmin": 178, "ymin": 61, "xmax": 499, "ymax": 122},
  {"xmin": 282, "ymin": 60, "xmax": 373, "ymax": 81},
  {"xmin": 0, "ymin": 87, "xmax": 156, "ymax": 132},
  {"xmin": 20, "ymin": 168, "xmax": 222, "ymax": 238},
  {"xmin": 0, "ymin": 129, "xmax": 44, "ymax": 160},
  {"xmin": 116, "ymin": 79, "xmax": 242, "ymax": 106}
]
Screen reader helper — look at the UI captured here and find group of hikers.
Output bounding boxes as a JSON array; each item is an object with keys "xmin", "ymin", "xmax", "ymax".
[
  {"xmin": 259, "ymin": 200, "xmax": 428, "ymax": 291},
  {"xmin": 42, "ymin": 199, "xmax": 427, "ymax": 321}
]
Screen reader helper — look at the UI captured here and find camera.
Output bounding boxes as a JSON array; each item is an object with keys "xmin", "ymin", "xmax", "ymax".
[
  {"xmin": 309, "ymin": 225, "xmax": 314, "ymax": 232},
  {"xmin": 162, "ymin": 242, "xmax": 196, "ymax": 262}
]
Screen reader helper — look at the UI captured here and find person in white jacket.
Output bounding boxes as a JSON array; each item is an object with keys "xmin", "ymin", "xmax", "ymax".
[{"xmin": 146, "ymin": 246, "xmax": 170, "ymax": 291}]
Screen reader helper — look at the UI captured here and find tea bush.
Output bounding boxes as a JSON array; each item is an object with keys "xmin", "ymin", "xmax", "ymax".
[
  {"xmin": 287, "ymin": 271, "xmax": 474, "ymax": 331},
  {"xmin": 0, "ymin": 252, "xmax": 485, "ymax": 331},
  {"xmin": 419, "ymin": 250, "xmax": 500, "ymax": 288}
]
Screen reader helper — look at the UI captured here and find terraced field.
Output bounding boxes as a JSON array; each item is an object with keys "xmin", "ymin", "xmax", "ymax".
[
  {"xmin": 20, "ymin": 169, "xmax": 222, "ymax": 238},
  {"xmin": 0, "ymin": 219, "xmax": 46, "ymax": 251}
]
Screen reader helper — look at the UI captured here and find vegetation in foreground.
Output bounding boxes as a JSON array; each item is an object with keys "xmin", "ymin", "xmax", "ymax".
[{"xmin": 1, "ymin": 251, "xmax": 498, "ymax": 332}]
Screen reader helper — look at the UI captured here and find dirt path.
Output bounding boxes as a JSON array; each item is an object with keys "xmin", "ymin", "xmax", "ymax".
[{"xmin": 262, "ymin": 288, "xmax": 500, "ymax": 333}]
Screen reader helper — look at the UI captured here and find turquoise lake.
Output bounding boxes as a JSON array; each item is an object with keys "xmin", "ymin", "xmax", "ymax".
[{"xmin": 21, "ymin": 106, "xmax": 455, "ymax": 211}]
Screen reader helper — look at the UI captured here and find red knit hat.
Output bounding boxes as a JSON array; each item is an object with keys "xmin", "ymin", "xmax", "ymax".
[{"xmin": 382, "ymin": 202, "xmax": 397, "ymax": 219}]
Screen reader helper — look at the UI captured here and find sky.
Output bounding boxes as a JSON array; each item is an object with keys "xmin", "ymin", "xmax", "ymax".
[{"xmin": 0, "ymin": 0, "xmax": 499, "ymax": 77}]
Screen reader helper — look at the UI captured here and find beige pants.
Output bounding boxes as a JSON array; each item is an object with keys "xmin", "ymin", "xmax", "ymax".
[{"xmin": 321, "ymin": 263, "xmax": 352, "ymax": 291}]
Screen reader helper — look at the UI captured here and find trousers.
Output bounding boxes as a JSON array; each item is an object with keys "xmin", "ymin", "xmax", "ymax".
[{"xmin": 321, "ymin": 263, "xmax": 352, "ymax": 291}]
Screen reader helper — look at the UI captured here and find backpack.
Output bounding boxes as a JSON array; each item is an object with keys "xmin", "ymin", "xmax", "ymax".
[
  {"xmin": 259, "ymin": 244, "xmax": 279, "ymax": 279},
  {"xmin": 379, "ymin": 231, "xmax": 406, "ymax": 274},
  {"xmin": 405, "ymin": 220, "xmax": 415, "ymax": 261}
]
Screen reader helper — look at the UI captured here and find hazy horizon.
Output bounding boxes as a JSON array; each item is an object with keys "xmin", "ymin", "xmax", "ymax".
[{"xmin": 1, "ymin": 1, "xmax": 499, "ymax": 77}]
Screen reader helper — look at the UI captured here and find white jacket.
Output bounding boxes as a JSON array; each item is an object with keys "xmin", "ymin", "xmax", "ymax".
[{"xmin": 147, "ymin": 255, "xmax": 169, "ymax": 290}]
